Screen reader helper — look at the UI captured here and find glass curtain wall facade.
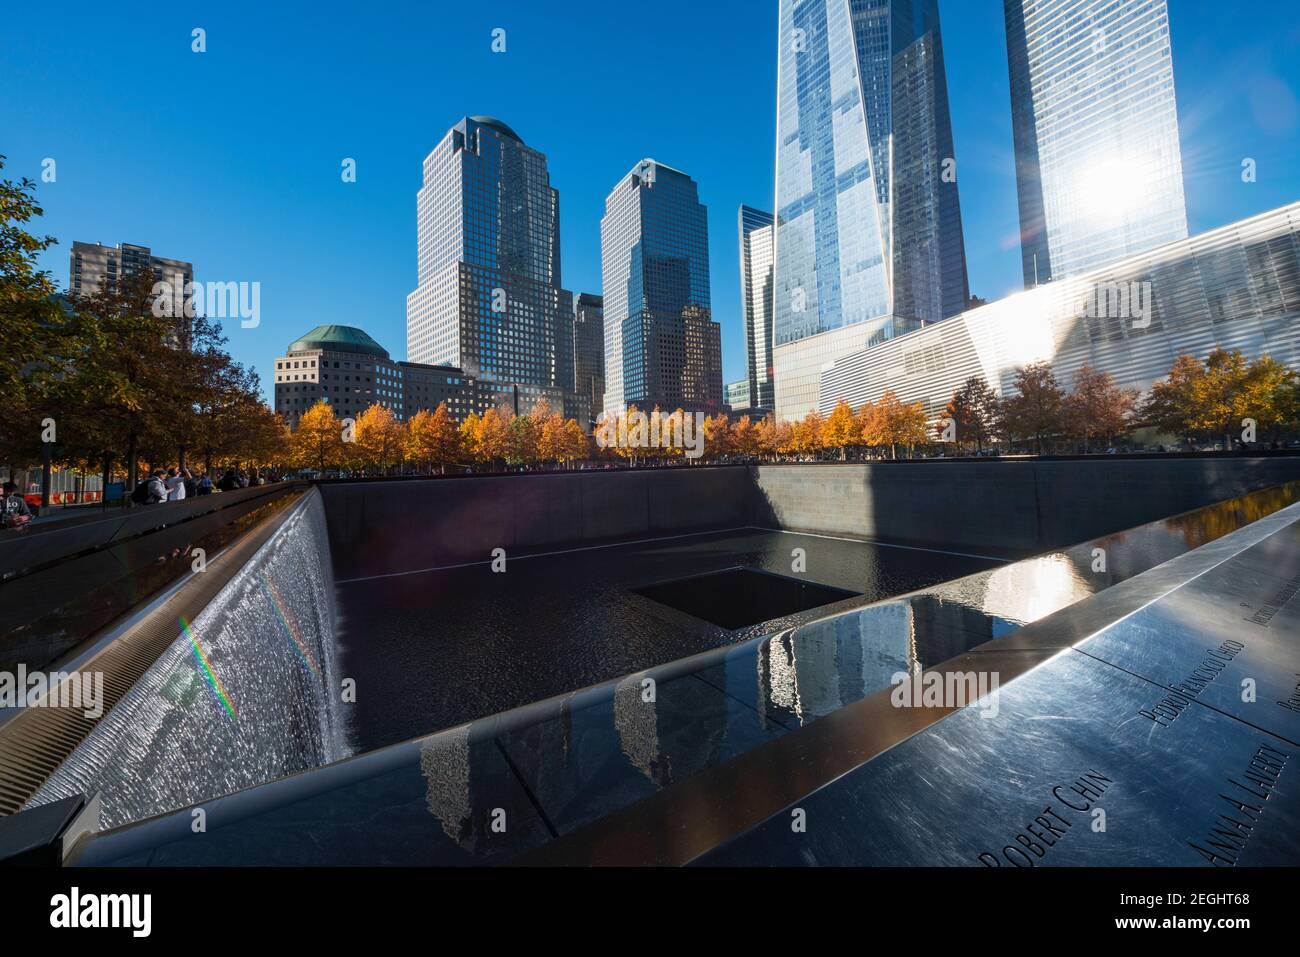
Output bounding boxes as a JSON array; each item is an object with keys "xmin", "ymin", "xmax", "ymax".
[
  {"xmin": 1004, "ymin": 0, "xmax": 1188, "ymax": 286},
  {"xmin": 773, "ymin": 0, "xmax": 968, "ymax": 419},
  {"xmin": 406, "ymin": 116, "xmax": 568, "ymax": 398},
  {"xmin": 600, "ymin": 161, "xmax": 721, "ymax": 416},
  {"xmin": 774, "ymin": 0, "xmax": 891, "ymax": 350},
  {"xmin": 774, "ymin": 0, "xmax": 966, "ymax": 341},
  {"xmin": 739, "ymin": 206, "xmax": 776, "ymax": 412},
  {"xmin": 572, "ymin": 293, "xmax": 605, "ymax": 428}
]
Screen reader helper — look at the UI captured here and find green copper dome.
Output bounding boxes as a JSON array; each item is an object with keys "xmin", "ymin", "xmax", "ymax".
[{"xmin": 288, "ymin": 325, "xmax": 390, "ymax": 359}]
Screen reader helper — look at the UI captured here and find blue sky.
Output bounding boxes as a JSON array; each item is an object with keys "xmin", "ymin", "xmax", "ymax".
[{"xmin": 3, "ymin": 0, "xmax": 1298, "ymax": 400}]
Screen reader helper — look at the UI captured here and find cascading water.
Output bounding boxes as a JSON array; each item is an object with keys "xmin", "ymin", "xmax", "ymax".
[{"xmin": 26, "ymin": 489, "xmax": 349, "ymax": 829}]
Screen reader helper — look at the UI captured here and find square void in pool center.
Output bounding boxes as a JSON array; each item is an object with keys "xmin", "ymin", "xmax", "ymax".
[{"xmin": 634, "ymin": 566, "xmax": 862, "ymax": 631}]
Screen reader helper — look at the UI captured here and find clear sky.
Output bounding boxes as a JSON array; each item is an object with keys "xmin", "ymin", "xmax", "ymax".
[{"xmin": 3, "ymin": 0, "xmax": 1297, "ymax": 401}]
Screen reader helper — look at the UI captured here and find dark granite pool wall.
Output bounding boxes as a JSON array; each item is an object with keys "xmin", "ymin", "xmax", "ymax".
[
  {"xmin": 318, "ymin": 456, "xmax": 1300, "ymax": 578},
  {"xmin": 319, "ymin": 467, "xmax": 753, "ymax": 579},
  {"xmin": 750, "ymin": 455, "xmax": 1300, "ymax": 558}
]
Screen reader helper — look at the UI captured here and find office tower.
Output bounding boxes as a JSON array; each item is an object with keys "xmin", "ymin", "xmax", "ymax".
[
  {"xmin": 1005, "ymin": 0, "xmax": 1188, "ymax": 286},
  {"xmin": 738, "ymin": 206, "xmax": 775, "ymax": 412},
  {"xmin": 772, "ymin": 0, "xmax": 967, "ymax": 419},
  {"xmin": 405, "ymin": 116, "xmax": 569, "ymax": 398},
  {"xmin": 600, "ymin": 160, "xmax": 722, "ymax": 416},
  {"xmin": 572, "ymin": 293, "xmax": 605, "ymax": 427},
  {"xmin": 69, "ymin": 242, "xmax": 192, "ymax": 298},
  {"xmin": 556, "ymin": 287, "xmax": 575, "ymax": 411}
]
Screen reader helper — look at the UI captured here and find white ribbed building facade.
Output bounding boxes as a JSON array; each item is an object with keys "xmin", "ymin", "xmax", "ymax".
[{"xmin": 819, "ymin": 202, "xmax": 1300, "ymax": 419}]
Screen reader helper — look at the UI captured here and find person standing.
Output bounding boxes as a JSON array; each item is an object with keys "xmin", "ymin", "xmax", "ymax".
[
  {"xmin": 1, "ymin": 481, "xmax": 32, "ymax": 529},
  {"xmin": 147, "ymin": 469, "xmax": 168, "ymax": 504},
  {"xmin": 165, "ymin": 468, "xmax": 187, "ymax": 501}
]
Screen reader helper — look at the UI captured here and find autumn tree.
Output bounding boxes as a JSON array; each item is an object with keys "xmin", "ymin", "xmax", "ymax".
[
  {"xmin": 1141, "ymin": 354, "xmax": 1203, "ymax": 446},
  {"xmin": 1065, "ymin": 363, "xmax": 1137, "ymax": 451},
  {"xmin": 1196, "ymin": 349, "xmax": 1253, "ymax": 447},
  {"xmin": 537, "ymin": 412, "xmax": 567, "ymax": 464},
  {"xmin": 407, "ymin": 402, "xmax": 461, "ymax": 473},
  {"xmin": 233, "ymin": 403, "xmax": 292, "ymax": 469},
  {"xmin": 940, "ymin": 376, "xmax": 998, "ymax": 453},
  {"xmin": 856, "ymin": 400, "xmax": 882, "ymax": 455},
  {"xmin": 999, "ymin": 361, "xmax": 1066, "ymax": 454},
  {"xmin": 562, "ymin": 418, "xmax": 589, "ymax": 466},
  {"xmin": 730, "ymin": 415, "xmax": 759, "ymax": 458},
  {"xmin": 892, "ymin": 399, "xmax": 930, "ymax": 457},
  {"xmin": 504, "ymin": 413, "xmax": 538, "ymax": 466},
  {"xmin": 773, "ymin": 418, "xmax": 797, "ymax": 457},
  {"xmin": 753, "ymin": 416, "xmax": 780, "ymax": 460},
  {"xmin": 458, "ymin": 412, "xmax": 483, "ymax": 465},
  {"xmin": 822, "ymin": 399, "xmax": 858, "ymax": 460},
  {"xmin": 353, "ymin": 403, "xmax": 405, "ymax": 473},
  {"xmin": 793, "ymin": 411, "xmax": 824, "ymax": 456},
  {"xmin": 1238, "ymin": 355, "xmax": 1295, "ymax": 444},
  {"xmin": 1143, "ymin": 350, "xmax": 1296, "ymax": 448},
  {"xmin": 475, "ymin": 408, "xmax": 509, "ymax": 466},
  {"xmin": 291, "ymin": 400, "xmax": 344, "ymax": 471},
  {"xmin": 1276, "ymin": 375, "xmax": 1300, "ymax": 438},
  {"xmin": 872, "ymin": 390, "xmax": 926, "ymax": 459}
]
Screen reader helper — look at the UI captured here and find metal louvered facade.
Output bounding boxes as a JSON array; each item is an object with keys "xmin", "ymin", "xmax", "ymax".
[{"xmin": 819, "ymin": 202, "xmax": 1300, "ymax": 419}]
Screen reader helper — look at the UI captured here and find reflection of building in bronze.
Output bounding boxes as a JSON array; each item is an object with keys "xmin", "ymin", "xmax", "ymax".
[
  {"xmin": 420, "ymin": 728, "xmax": 473, "ymax": 847},
  {"xmin": 613, "ymin": 677, "xmax": 659, "ymax": 781},
  {"xmin": 613, "ymin": 674, "xmax": 726, "ymax": 787},
  {"xmin": 757, "ymin": 603, "xmax": 922, "ymax": 725},
  {"xmin": 758, "ymin": 634, "xmax": 799, "ymax": 725}
]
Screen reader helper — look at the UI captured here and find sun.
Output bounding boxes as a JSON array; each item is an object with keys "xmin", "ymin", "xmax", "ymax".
[{"xmin": 1077, "ymin": 157, "xmax": 1151, "ymax": 223}]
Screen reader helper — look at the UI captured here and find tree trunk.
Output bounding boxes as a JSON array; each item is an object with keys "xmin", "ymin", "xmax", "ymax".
[{"xmin": 125, "ymin": 432, "xmax": 138, "ymax": 503}]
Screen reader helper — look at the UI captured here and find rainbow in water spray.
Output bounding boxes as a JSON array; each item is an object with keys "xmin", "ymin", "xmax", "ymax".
[
  {"xmin": 182, "ymin": 616, "xmax": 238, "ymax": 719},
  {"xmin": 261, "ymin": 574, "xmax": 321, "ymax": 677}
]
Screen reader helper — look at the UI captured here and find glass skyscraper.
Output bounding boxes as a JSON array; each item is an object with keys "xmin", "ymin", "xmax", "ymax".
[
  {"xmin": 601, "ymin": 160, "xmax": 722, "ymax": 417},
  {"xmin": 773, "ymin": 0, "xmax": 968, "ymax": 419},
  {"xmin": 406, "ymin": 116, "xmax": 568, "ymax": 397},
  {"xmin": 1005, "ymin": 0, "xmax": 1188, "ymax": 286},
  {"xmin": 738, "ymin": 206, "xmax": 775, "ymax": 412}
]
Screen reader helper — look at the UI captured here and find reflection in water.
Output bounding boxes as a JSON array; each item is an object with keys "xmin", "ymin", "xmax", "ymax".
[
  {"xmin": 745, "ymin": 481, "xmax": 1300, "ymax": 731},
  {"xmin": 757, "ymin": 599, "xmax": 1005, "ymax": 726},
  {"xmin": 976, "ymin": 553, "xmax": 1093, "ymax": 626},
  {"xmin": 26, "ymin": 493, "xmax": 348, "ymax": 828},
  {"xmin": 613, "ymin": 676, "xmax": 660, "ymax": 783},
  {"xmin": 1166, "ymin": 483, "xmax": 1299, "ymax": 549},
  {"xmin": 614, "ymin": 673, "xmax": 727, "ymax": 787},
  {"xmin": 419, "ymin": 728, "xmax": 473, "ymax": 847}
]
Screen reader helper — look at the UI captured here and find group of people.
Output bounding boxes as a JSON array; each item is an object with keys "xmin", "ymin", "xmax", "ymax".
[
  {"xmin": 0, "ymin": 465, "xmax": 286, "ymax": 532},
  {"xmin": 131, "ymin": 467, "xmax": 280, "ymax": 504}
]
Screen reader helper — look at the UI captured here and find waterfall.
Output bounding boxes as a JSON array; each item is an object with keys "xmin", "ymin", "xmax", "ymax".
[{"xmin": 26, "ymin": 489, "xmax": 350, "ymax": 829}]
